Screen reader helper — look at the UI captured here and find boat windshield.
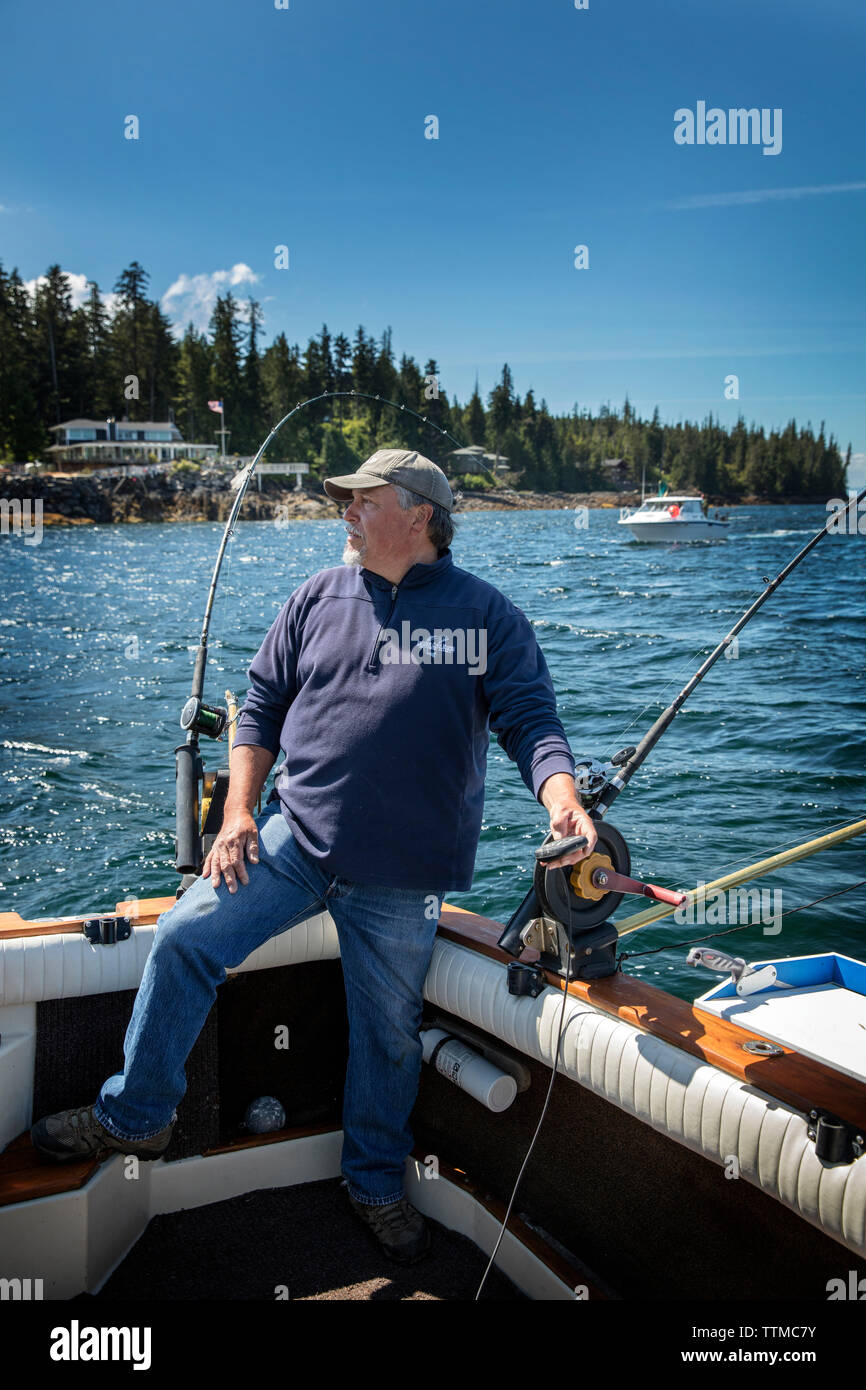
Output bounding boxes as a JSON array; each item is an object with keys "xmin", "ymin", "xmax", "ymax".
[{"xmin": 638, "ymin": 498, "xmax": 702, "ymax": 514}]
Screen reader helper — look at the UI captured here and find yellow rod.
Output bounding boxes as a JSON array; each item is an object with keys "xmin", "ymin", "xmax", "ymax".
[{"xmin": 614, "ymin": 816, "xmax": 866, "ymax": 938}]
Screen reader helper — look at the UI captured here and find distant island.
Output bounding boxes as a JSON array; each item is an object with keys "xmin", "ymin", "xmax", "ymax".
[
  {"xmin": 0, "ymin": 259, "xmax": 851, "ymax": 505},
  {"xmin": 0, "ymin": 465, "xmax": 835, "ymax": 531}
]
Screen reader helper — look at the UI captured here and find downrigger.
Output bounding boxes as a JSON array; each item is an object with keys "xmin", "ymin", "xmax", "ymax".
[{"xmin": 498, "ymin": 749, "xmax": 686, "ymax": 987}]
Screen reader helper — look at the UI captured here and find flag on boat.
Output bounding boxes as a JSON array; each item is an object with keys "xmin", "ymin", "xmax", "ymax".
[{"xmin": 208, "ymin": 400, "xmax": 224, "ymax": 414}]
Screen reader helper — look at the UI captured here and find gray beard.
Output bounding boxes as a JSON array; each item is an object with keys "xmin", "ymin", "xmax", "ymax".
[{"xmin": 342, "ymin": 542, "xmax": 364, "ymax": 565}]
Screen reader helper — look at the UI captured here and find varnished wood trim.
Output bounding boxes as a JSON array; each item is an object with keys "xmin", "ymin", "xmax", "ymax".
[
  {"xmin": 201, "ymin": 1120, "xmax": 342, "ymax": 1156},
  {"xmin": 4, "ymin": 896, "xmax": 861, "ymax": 1131},
  {"xmin": 436, "ymin": 905, "xmax": 866, "ymax": 1133},
  {"xmin": 0, "ymin": 1132, "xmax": 102, "ymax": 1208},
  {"xmin": 0, "ymin": 1125, "xmax": 344, "ymax": 1211},
  {"xmin": 0, "ymin": 896, "xmax": 175, "ymax": 939}
]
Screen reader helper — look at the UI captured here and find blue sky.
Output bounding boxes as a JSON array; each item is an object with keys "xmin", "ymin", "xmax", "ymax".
[{"xmin": 2, "ymin": 0, "xmax": 864, "ymax": 480}]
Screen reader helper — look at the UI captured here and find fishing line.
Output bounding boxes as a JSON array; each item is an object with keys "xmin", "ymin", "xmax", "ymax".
[
  {"xmin": 474, "ymin": 891, "xmax": 578, "ymax": 1301},
  {"xmin": 601, "ymin": 490, "xmax": 864, "ymax": 764},
  {"xmin": 604, "ymin": 610, "xmax": 777, "ymax": 763},
  {"xmin": 626, "ymin": 813, "xmax": 866, "ymax": 891},
  {"xmin": 602, "ymin": 636, "xmax": 743, "ymax": 758},
  {"xmin": 617, "ymin": 878, "xmax": 866, "ymax": 963}
]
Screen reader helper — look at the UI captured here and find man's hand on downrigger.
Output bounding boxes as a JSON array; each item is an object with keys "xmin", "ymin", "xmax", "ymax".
[
  {"xmin": 201, "ymin": 809, "xmax": 260, "ymax": 893},
  {"xmin": 543, "ymin": 802, "xmax": 598, "ymax": 869},
  {"xmin": 538, "ymin": 771, "xmax": 598, "ymax": 868}
]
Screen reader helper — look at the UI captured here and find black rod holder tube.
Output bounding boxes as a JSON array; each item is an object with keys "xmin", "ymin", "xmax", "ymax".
[
  {"xmin": 175, "ymin": 740, "xmax": 202, "ymax": 874},
  {"xmin": 497, "ymin": 884, "xmax": 541, "ymax": 958},
  {"xmin": 190, "ymin": 644, "xmax": 208, "ymax": 705}
]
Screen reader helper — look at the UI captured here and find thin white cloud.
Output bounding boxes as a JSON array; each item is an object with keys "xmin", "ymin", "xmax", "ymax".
[
  {"xmin": 23, "ymin": 270, "xmax": 96, "ymax": 310},
  {"xmin": 161, "ymin": 263, "xmax": 261, "ymax": 333},
  {"xmin": 667, "ymin": 181, "xmax": 866, "ymax": 209},
  {"xmin": 20, "ymin": 264, "xmax": 262, "ymax": 330}
]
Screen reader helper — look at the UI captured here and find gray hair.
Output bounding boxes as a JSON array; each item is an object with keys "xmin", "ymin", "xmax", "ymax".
[{"xmin": 393, "ymin": 483, "xmax": 455, "ymax": 554}]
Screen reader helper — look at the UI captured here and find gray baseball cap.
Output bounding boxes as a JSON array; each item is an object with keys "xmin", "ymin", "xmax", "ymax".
[{"xmin": 323, "ymin": 449, "xmax": 454, "ymax": 512}]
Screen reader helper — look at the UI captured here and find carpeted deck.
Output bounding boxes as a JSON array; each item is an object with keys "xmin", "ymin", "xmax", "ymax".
[{"xmin": 91, "ymin": 1178, "xmax": 524, "ymax": 1301}]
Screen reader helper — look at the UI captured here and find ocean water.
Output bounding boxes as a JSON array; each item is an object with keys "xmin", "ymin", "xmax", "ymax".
[{"xmin": 0, "ymin": 504, "xmax": 863, "ymax": 1003}]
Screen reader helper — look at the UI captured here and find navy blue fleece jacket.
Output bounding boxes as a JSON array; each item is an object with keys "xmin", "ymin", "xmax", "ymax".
[{"xmin": 232, "ymin": 549, "xmax": 575, "ymax": 890}]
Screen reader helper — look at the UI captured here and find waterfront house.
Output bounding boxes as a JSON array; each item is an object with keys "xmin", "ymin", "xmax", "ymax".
[{"xmin": 46, "ymin": 418, "xmax": 218, "ymax": 472}]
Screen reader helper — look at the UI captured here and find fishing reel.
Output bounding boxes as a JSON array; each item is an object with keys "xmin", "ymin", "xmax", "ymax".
[
  {"xmin": 180, "ymin": 696, "xmax": 228, "ymax": 740},
  {"xmin": 499, "ymin": 812, "xmax": 686, "ymax": 983},
  {"xmin": 572, "ymin": 746, "xmax": 636, "ymax": 812}
]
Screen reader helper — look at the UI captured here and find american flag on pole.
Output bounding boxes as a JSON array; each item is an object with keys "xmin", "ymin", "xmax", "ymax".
[{"xmin": 208, "ymin": 400, "xmax": 223, "ymax": 413}]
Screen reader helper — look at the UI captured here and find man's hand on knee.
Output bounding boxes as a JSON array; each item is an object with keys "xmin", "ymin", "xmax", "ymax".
[{"xmin": 201, "ymin": 810, "xmax": 260, "ymax": 893}]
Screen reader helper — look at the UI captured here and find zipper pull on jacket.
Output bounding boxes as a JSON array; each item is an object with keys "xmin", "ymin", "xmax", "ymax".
[{"xmin": 367, "ymin": 582, "xmax": 400, "ymax": 672}]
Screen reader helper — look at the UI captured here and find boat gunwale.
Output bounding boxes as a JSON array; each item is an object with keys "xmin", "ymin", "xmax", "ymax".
[{"xmin": 2, "ymin": 895, "xmax": 863, "ymax": 1134}]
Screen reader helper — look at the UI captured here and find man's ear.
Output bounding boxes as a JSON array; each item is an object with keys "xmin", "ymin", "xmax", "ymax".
[{"xmin": 413, "ymin": 504, "xmax": 433, "ymax": 532}]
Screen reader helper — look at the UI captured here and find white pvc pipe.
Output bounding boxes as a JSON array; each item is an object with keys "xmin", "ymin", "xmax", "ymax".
[{"xmin": 421, "ymin": 1026, "xmax": 518, "ymax": 1112}]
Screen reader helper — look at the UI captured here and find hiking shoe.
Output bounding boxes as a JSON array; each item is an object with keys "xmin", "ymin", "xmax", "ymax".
[
  {"xmin": 347, "ymin": 1192, "xmax": 431, "ymax": 1264},
  {"xmin": 31, "ymin": 1104, "xmax": 175, "ymax": 1164}
]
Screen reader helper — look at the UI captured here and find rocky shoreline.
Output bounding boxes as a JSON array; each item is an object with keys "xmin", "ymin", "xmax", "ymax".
[{"xmin": 0, "ymin": 467, "xmax": 805, "ymax": 526}]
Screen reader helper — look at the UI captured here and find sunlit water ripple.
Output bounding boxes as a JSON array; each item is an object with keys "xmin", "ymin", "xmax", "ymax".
[{"xmin": 0, "ymin": 504, "xmax": 863, "ymax": 1002}]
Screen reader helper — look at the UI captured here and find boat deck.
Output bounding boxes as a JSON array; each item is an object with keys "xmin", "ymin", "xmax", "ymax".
[{"xmin": 79, "ymin": 1177, "xmax": 523, "ymax": 1302}]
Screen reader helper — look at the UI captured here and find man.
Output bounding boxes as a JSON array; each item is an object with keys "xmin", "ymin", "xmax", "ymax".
[{"xmin": 32, "ymin": 449, "xmax": 597, "ymax": 1265}]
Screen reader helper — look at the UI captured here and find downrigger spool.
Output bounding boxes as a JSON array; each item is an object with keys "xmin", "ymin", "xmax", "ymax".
[{"xmin": 499, "ymin": 752, "xmax": 686, "ymax": 983}]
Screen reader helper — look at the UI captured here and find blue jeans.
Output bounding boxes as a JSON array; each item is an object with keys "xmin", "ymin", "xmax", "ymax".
[{"xmin": 94, "ymin": 801, "xmax": 442, "ymax": 1206}]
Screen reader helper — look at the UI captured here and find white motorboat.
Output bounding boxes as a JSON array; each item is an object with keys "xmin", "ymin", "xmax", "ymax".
[{"xmin": 618, "ymin": 494, "xmax": 729, "ymax": 542}]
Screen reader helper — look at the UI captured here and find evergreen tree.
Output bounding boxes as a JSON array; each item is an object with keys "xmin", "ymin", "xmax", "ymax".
[
  {"xmin": 261, "ymin": 332, "xmax": 304, "ymax": 417},
  {"xmin": 333, "ymin": 332, "xmax": 352, "ymax": 430},
  {"xmin": 465, "ymin": 380, "xmax": 486, "ymax": 445},
  {"xmin": 109, "ymin": 261, "xmax": 151, "ymax": 413},
  {"xmin": 487, "ymin": 364, "xmax": 515, "ymax": 444},
  {"xmin": 421, "ymin": 356, "xmax": 452, "ymax": 450},
  {"xmin": 352, "ymin": 326, "xmax": 376, "ymax": 397},
  {"xmin": 31, "ymin": 265, "xmax": 88, "ymax": 426},
  {"xmin": 208, "ymin": 293, "xmax": 244, "ymax": 456},
  {"xmin": 0, "ymin": 264, "xmax": 43, "ymax": 458},
  {"xmin": 176, "ymin": 324, "xmax": 212, "ymax": 445},
  {"xmin": 241, "ymin": 297, "xmax": 267, "ymax": 448},
  {"xmin": 0, "ymin": 272, "xmax": 850, "ymax": 491},
  {"xmin": 139, "ymin": 299, "xmax": 178, "ymax": 423}
]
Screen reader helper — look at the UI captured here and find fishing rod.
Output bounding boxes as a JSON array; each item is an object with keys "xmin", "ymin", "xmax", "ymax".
[
  {"xmin": 592, "ymin": 483, "xmax": 866, "ymax": 817},
  {"xmin": 497, "ymin": 484, "xmax": 866, "ymax": 965},
  {"xmin": 175, "ymin": 388, "xmax": 507, "ymax": 876}
]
